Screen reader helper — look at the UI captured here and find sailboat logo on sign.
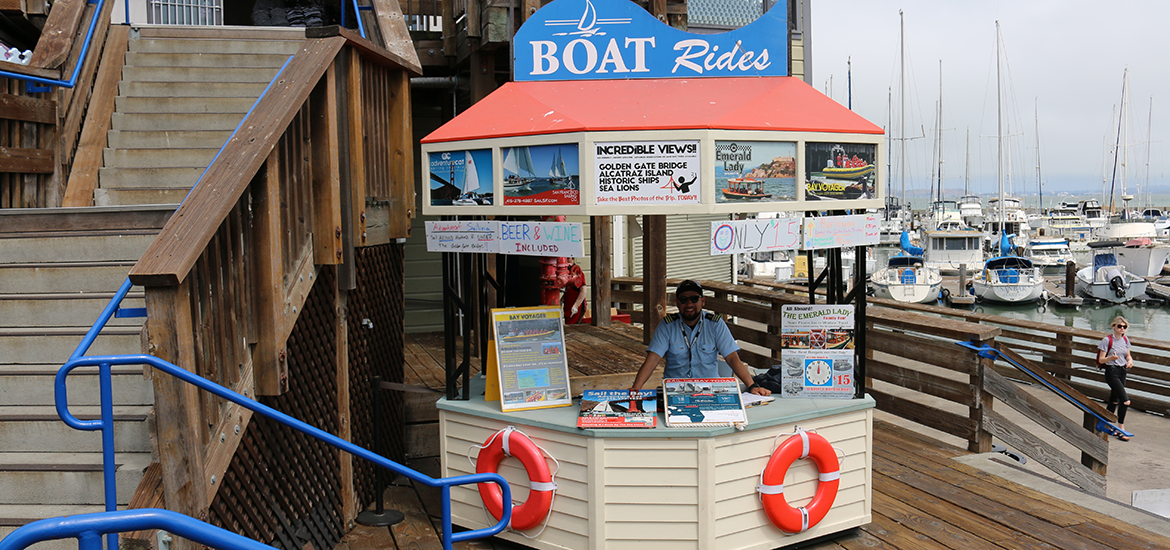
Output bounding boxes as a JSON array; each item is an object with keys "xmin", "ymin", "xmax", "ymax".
[{"xmin": 543, "ymin": 0, "xmax": 630, "ymax": 37}]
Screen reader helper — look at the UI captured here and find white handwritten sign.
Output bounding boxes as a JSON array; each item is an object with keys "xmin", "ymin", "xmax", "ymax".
[
  {"xmin": 424, "ymin": 221, "xmax": 585, "ymax": 257},
  {"xmin": 499, "ymin": 221, "xmax": 584, "ymax": 257},
  {"xmin": 802, "ymin": 214, "xmax": 880, "ymax": 250},
  {"xmin": 425, "ymin": 221, "xmax": 499, "ymax": 253},
  {"xmin": 709, "ymin": 218, "xmax": 802, "ymax": 256}
]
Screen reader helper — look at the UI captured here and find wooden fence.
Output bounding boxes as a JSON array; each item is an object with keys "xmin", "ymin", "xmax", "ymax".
[
  {"xmin": 611, "ymin": 276, "xmax": 1116, "ymax": 495},
  {"xmin": 125, "ymin": 28, "xmax": 417, "ymax": 548}
]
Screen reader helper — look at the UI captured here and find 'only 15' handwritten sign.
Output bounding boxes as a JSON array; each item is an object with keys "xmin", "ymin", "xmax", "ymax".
[{"xmin": 710, "ymin": 218, "xmax": 801, "ymax": 256}]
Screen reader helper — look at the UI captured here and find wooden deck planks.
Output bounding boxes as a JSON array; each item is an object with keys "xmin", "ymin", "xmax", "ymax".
[{"xmin": 395, "ymin": 328, "xmax": 1170, "ymax": 550}]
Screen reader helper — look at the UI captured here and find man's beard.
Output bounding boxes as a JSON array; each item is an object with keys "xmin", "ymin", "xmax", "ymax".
[{"xmin": 681, "ymin": 308, "xmax": 701, "ymax": 323}]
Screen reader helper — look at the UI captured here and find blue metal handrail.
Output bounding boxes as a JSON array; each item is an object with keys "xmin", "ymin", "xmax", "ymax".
[
  {"xmin": 341, "ymin": 0, "xmax": 369, "ymax": 39},
  {"xmin": 0, "ymin": 510, "xmax": 274, "ymax": 550},
  {"xmin": 956, "ymin": 341, "xmax": 1134, "ymax": 438},
  {"xmin": 51, "ymin": 350, "xmax": 511, "ymax": 550}
]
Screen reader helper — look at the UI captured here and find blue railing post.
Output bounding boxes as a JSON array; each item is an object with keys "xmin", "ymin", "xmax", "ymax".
[
  {"xmin": 77, "ymin": 531, "xmax": 101, "ymax": 550},
  {"xmin": 99, "ymin": 361, "xmax": 118, "ymax": 550}
]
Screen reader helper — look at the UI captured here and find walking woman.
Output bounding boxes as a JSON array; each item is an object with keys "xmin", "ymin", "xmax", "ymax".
[{"xmin": 1098, "ymin": 316, "xmax": 1134, "ymax": 441}]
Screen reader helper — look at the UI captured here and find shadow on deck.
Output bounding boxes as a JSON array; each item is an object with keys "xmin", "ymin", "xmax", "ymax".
[{"xmin": 351, "ymin": 327, "xmax": 1170, "ymax": 550}]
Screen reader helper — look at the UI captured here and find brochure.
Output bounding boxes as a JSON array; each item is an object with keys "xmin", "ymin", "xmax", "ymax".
[
  {"xmin": 663, "ymin": 378, "xmax": 747, "ymax": 428},
  {"xmin": 577, "ymin": 389, "xmax": 658, "ymax": 428}
]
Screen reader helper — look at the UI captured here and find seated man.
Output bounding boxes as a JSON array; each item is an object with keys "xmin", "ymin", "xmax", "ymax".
[{"xmin": 630, "ymin": 280, "xmax": 771, "ymax": 396}]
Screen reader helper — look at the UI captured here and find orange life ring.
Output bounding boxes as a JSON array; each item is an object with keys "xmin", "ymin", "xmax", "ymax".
[
  {"xmin": 757, "ymin": 429, "xmax": 840, "ymax": 534},
  {"xmin": 475, "ymin": 427, "xmax": 556, "ymax": 531}
]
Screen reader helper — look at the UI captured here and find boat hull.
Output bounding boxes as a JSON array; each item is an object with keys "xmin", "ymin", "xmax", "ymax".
[
  {"xmin": 970, "ymin": 267, "xmax": 1045, "ymax": 303},
  {"xmin": 870, "ymin": 266, "xmax": 942, "ymax": 304},
  {"xmin": 1075, "ymin": 266, "xmax": 1149, "ymax": 303}
]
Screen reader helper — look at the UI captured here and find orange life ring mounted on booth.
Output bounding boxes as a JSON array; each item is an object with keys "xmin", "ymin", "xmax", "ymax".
[
  {"xmin": 757, "ymin": 428, "xmax": 840, "ymax": 534},
  {"xmin": 475, "ymin": 426, "xmax": 556, "ymax": 531}
]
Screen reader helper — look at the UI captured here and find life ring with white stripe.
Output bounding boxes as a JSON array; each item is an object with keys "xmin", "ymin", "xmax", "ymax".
[
  {"xmin": 757, "ymin": 428, "xmax": 840, "ymax": 534},
  {"xmin": 475, "ymin": 426, "xmax": 556, "ymax": 531}
]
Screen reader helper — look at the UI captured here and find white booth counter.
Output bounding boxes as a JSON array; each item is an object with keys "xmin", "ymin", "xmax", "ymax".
[{"xmin": 438, "ymin": 377, "xmax": 874, "ymax": 550}]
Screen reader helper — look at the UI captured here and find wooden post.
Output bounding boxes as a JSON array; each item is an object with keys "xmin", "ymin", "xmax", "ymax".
[
  {"xmin": 310, "ymin": 65, "xmax": 344, "ymax": 265},
  {"xmin": 1082, "ymin": 412, "xmax": 1108, "ymax": 476},
  {"xmin": 387, "ymin": 68, "xmax": 414, "ymax": 238},
  {"xmin": 971, "ymin": 341, "xmax": 994, "ymax": 453},
  {"xmin": 642, "ymin": 215, "xmax": 667, "ymax": 344},
  {"xmin": 470, "ymin": 49, "xmax": 495, "ymax": 103},
  {"xmin": 346, "ymin": 48, "xmax": 369, "ymax": 249},
  {"xmin": 253, "ymin": 153, "xmax": 289, "ymax": 396},
  {"xmin": 334, "ymin": 271, "xmax": 357, "ymax": 523},
  {"xmin": 146, "ymin": 281, "xmax": 210, "ymax": 542},
  {"xmin": 591, "ymin": 216, "xmax": 612, "ymax": 327},
  {"xmin": 1054, "ymin": 333, "xmax": 1073, "ymax": 381}
]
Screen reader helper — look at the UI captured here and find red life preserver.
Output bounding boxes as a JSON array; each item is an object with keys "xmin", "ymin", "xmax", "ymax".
[
  {"xmin": 757, "ymin": 428, "xmax": 840, "ymax": 534},
  {"xmin": 475, "ymin": 427, "xmax": 556, "ymax": 531}
]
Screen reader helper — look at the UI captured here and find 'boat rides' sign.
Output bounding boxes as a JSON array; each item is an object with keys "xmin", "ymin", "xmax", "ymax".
[{"xmin": 514, "ymin": 0, "xmax": 788, "ymax": 81}]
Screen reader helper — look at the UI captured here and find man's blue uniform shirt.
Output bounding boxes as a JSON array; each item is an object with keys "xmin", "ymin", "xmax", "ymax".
[{"xmin": 646, "ymin": 311, "xmax": 740, "ymax": 379}]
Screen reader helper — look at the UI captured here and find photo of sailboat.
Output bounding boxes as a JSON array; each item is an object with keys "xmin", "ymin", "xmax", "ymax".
[
  {"xmin": 503, "ymin": 146, "xmax": 537, "ymax": 191},
  {"xmin": 428, "ymin": 148, "xmax": 492, "ymax": 206},
  {"xmin": 503, "ymin": 143, "xmax": 581, "ymax": 206}
]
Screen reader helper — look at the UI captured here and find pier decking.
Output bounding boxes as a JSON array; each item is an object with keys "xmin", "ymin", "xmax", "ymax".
[{"xmin": 361, "ymin": 325, "xmax": 1170, "ymax": 550}]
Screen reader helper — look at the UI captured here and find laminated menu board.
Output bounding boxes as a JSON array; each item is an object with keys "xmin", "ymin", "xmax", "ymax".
[
  {"xmin": 778, "ymin": 304, "xmax": 856, "ymax": 399},
  {"xmin": 491, "ymin": 306, "xmax": 573, "ymax": 412},
  {"xmin": 577, "ymin": 389, "xmax": 658, "ymax": 428},
  {"xmin": 663, "ymin": 378, "xmax": 747, "ymax": 428}
]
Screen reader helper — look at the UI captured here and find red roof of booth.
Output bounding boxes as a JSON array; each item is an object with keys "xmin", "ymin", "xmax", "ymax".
[{"xmin": 421, "ymin": 77, "xmax": 883, "ymax": 144}]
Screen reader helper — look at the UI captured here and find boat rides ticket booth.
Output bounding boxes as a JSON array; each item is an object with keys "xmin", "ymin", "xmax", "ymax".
[{"xmin": 419, "ymin": 1, "xmax": 885, "ymax": 548}]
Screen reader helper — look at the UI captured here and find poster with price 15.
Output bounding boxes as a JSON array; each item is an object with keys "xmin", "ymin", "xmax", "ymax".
[
  {"xmin": 778, "ymin": 304, "xmax": 856, "ymax": 399},
  {"xmin": 593, "ymin": 141, "xmax": 700, "ymax": 206}
]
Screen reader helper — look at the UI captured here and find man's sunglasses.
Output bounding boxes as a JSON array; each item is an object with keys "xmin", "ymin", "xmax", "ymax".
[{"xmin": 677, "ymin": 295, "xmax": 702, "ymax": 304}]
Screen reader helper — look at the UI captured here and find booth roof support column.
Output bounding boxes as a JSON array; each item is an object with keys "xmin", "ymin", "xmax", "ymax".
[
  {"xmin": 591, "ymin": 216, "xmax": 613, "ymax": 328},
  {"xmin": 642, "ymin": 215, "xmax": 667, "ymax": 344}
]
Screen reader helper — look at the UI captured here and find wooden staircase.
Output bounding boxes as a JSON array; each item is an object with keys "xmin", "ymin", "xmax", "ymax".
[
  {"xmin": 94, "ymin": 26, "xmax": 306, "ymax": 206},
  {"xmin": 0, "ymin": 206, "xmax": 172, "ymax": 548}
]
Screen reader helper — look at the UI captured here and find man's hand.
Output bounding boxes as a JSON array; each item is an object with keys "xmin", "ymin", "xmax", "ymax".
[
  {"xmin": 748, "ymin": 384, "xmax": 771, "ymax": 396},
  {"xmin": 571, "ymin": 305, "xmax": 579, "ymax": 316}
]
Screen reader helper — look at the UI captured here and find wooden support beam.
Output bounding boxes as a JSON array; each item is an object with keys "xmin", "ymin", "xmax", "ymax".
[
  {"xmin": 386, "ymin": 67, "xmax": 414, "ymax": 238},
  {"xmin": 641, "ymin": 215, "xmax": 666, "ymax": 345},
  {"xmin": 346, "ymin": 48, "xmax": 369, "ymax": 248},
  {"xmin": 469, "ymin": 48, "xmax": 495, "ymax": 104},
  {"xmin": 335, "ymin": 275, "xmax": 357, "ymax": 523},
  {"xmin": 369, "ymin": 0, "xmax": 424, "ymax": 74},
  {"xmin": 146, "ymin": 281, "xmax": 210, "ymax": 532},
  {"xmin": 0, "ymin": 93, "xmax": 55, "ymax": 124},
  {"xmin": 253, "ymin": 154, "xmax": 289, "ymax": 395},
  {"xmin": 590, "ymin": 216, "xmax": 612, "ymax": 328},
  {"xmin": 0, "ymin": 146, "xmax": 54, "ymax": 173},
  {"xmin": 310, "ymin": 66, "xmax": 344, "ymax": 265},
  {"xmin": 63, "ymin": 25, "xmax": 128, "ymax": 207}
]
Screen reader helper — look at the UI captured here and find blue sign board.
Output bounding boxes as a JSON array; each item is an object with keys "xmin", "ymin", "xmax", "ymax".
[{"xmin": 514, "ymin": 0, "xmax": 788, "ymax": 81}]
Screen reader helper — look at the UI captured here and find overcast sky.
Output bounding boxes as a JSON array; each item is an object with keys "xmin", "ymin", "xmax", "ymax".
[{"xmin": 811, "ymin": 1, "xmax": 1167, "ymax": 199}]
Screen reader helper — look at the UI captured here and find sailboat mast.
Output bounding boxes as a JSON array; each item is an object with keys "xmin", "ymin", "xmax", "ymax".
[
  {"xmin": 964, "ymin": 127, "xmax": 970, "ymax": 195},
  {"xmin": 996, "ymin": 21, "xmax": 1005, "ymax": 233},
  {"xmin": 899, "ymin": 10, "xmax": 906, "ymax": 206},
  {"xmin": 847, "ymin": 56, "xmax": 853, "ymax": 110},
  {"xmin": 1035, "ymin": 99, "xmax": 1042, "ymax": 214},
  {"xmin": 937, "ymin": 59, "xmax": 944, "ymax": 204},
  {"xmin": 1144, "ymin": 97, "xmax": 1153, "ymax": 208}
]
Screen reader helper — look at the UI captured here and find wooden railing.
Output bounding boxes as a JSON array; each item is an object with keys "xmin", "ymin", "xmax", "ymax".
[
  {"xmin": 611, "ymin": 276, "xmax": 1115, "ymax": 495},
  {"xmin": 0, "ymin": 0, "xmax": 115, "ymax": 208},
  {"xmin": 750, "ymin": 278, "xmax": 1170, "ymax": 414},
  {"xmin": 126, "ymin": 27, "xmax": 417, "ymax": 532}
]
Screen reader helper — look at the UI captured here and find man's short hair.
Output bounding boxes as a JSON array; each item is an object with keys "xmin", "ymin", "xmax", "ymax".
[{"xmin": 675, "ymin": 280, "xmax": 703, "ymax": 296}]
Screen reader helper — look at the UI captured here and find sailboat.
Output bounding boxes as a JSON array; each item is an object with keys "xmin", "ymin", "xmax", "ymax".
[
  {"xmin": 870, "ymin": 233, "xmax": 942, "ymax": 304},
  {"xmin": 503, "ymin": 147, "xmax": 536, "ymax": 191},
  {"xmin": 881, "ymin": 11, "xmax": 920, "ymax": 243},
  {"xmin": 549, "ymin": 148, "xmax": 573, "ymax": 187},
  {"xmin": 453, "ymin": 151, "xmax": 484, "ymax": 205},
  {"xmin": 969, "ymin": 22, "xmax": 1045, "ymax": 304}
]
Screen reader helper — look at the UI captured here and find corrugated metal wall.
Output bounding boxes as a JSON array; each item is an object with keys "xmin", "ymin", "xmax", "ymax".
[{"xmin": 631, "ymin": 214, "xmax": 732, "ymax": 283}]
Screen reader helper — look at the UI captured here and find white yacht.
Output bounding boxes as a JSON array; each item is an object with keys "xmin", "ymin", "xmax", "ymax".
[
  {"xmin": 958, "ymin": 194, "xmax": 984, "ymax": 229},
  {"xmin": 970, "ymin": 235, "xmax": 1045, "ymax": 304},
  {"xmin": 922, "ymin": 227, "xmax": 984, "ymax": 275},
  {"xmin": 1044, "ymin": 203, "xmax": 1092, "ymax": 242},
  {"xmin": 1092, "ymin": 237, "xmax": 1170, "ymax": 278},
  {"xmin": 870, "ymin": 255, "xmax": 942, "ymax": 304},
  {"xmin": 1077, "ymin": 199, "xmax": 1109, "ymax": 232},
  {"xmin": 984, "ymin": 196, "xmax": 1031, "ymax": 252},
  {"xmin": 1026, "ymin": 238, "xmax": 1075, "ymax": 274}
]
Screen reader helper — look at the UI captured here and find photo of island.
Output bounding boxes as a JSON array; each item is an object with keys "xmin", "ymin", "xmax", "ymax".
[{"xmin": 713, "ymin": 141, "xmax": 797, "ymax": 203}]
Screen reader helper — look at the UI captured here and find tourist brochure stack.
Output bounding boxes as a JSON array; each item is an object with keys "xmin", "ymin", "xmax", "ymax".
[
  {"xmin": 663, "ymin": 378, "xmax": 748, "ymax": 428},
  {"xmin": 577, "ymin": 389, "xmax": 658, "ymax": 428}
]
